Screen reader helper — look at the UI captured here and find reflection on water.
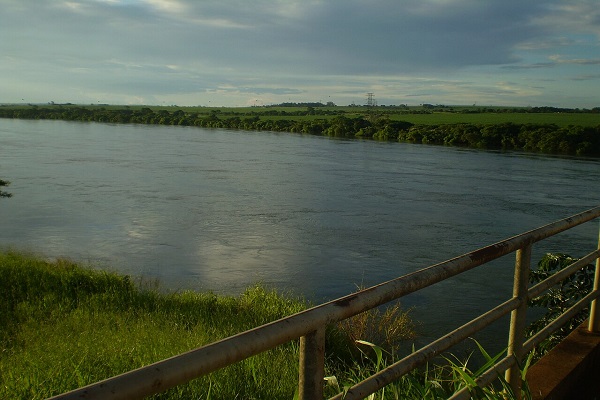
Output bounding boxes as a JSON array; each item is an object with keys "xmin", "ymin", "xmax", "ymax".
[{"xmin": 1, "ymin": 119, "xmax": 599, "ymax": 343}]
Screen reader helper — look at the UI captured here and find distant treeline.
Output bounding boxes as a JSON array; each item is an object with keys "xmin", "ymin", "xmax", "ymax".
[
  {"xmin": 422, "ymin": 105, "xmax": 600, "ymax": 114},
  {"xmin": 1, "ymin": 106, "xmax": 599, "ymax": 156}
]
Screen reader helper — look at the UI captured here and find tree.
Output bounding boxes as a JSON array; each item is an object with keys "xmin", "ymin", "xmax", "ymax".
[{"xmin": 0, "ymin": 179, "xmax": 11, "ymax": 198}]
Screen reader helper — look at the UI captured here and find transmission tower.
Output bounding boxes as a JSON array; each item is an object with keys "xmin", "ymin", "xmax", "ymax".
[{"xmin": 366, "ymin": 92, "xmax": 375, "ymax": 107}]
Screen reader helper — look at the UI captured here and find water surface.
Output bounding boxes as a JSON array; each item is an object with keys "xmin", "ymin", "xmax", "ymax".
[{"xmin": 1, "ymin": 119, "xmax": 599, "ymax": 341}]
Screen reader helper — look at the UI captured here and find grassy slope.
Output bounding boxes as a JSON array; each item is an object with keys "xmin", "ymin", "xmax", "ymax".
[
  {"xmin": 0, "ymin": 251, "xmax": 530, "ymax": 399},
  {"xmin": 0, "ymin": 251, "xmax": 307, "ymax": 399}
]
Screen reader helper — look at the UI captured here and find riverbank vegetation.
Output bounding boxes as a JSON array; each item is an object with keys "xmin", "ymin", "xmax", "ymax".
[
  {"xmin": 1, "ymin": 251, "xmax": 534, "ymax": 399},
  {"xmin": 1, "ymin": 104, "xmax": 599, "ymax": 156},
  {"xmin": 527, "ymin": 253, "xmax": 596, "ymax": 357},
  {"xmin": 0, "ymin": 251, "xmax": 310, "ymax": 399},
  {"xmin": 0, "ymin": 179, "xmax": 10, "ymax": 198}
]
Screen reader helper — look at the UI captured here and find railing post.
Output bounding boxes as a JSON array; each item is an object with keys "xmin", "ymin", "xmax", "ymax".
[
  {"xmin": 589, "ymin": 221, "xmax": 600, "ymax": 333},
  {"xmin": 298, "ymin": 327, "xmax": 325, "ymax": 400},
  {"xmin": 505, "ymin": 244, "xmax": 531, "ymax": 399}
]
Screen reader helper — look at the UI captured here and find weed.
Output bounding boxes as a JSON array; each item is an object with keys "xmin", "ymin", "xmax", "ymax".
[{"xmin": 325, "ymin": 339, "xmax": 532, "ymax": 400}]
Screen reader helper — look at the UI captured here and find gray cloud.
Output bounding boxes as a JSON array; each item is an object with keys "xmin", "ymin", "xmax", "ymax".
[
  {"xmin": 549, "ymin": 55, "xmax": 600, "ymax": 65},
  {"xmin": 191, "ymin": 0, "xmax": 555, "ymax": 75},
  {"xmin": 502, "ymin": 63, "xmax": 556, "ymax": 70},
  {"xmin": 2, "ymin": 0, "xmax": 556, "ymax": 74},
  {"xmin": 571, "ymin": 74, "xmax": 600, "ymax": 81},
  {"xmin": 234, "ymin": 87, "xmax": 304, "ymax": 95},
  {"xmin": 1, "ymin": 0, "xmax": 599, "ymax": 107}
]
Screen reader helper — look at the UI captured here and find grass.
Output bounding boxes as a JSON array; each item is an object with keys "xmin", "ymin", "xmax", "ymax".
[
  {"xmin": 3, "ymin": 103, "xmax": 599, "ymax": 127},
  {"xmin": 259, "ymin": 110, "xmax": 600, "ymax": 127},
  {"xmin": 388, "ymin": 112, "xmax": 600, "ymax": 127},
  {"xmin": 1, "ymin": 251, "xmax": 530, "ymax": 399},
  {"xmin": 324, "ymin": 339, "xmax": 532, "ymax": 400},
  {"xmin": 0, "ymin": 251, "xmax": 307, "ymax": 399},
  {"xmin": 335, "ymin": 297, "xmax": 417, "ymax": 355}
]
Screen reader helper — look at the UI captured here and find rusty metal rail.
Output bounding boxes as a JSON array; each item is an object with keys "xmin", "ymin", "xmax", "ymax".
[{"xmin": 49, "ymin": 206, "xmax": 600, "ymax": 400}]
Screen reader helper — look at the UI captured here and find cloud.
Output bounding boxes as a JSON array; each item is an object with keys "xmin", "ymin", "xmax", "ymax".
[
  {"xmin": 531, "ymin": 0, "xmax": 600, "ymax": 37},
  {"xmin": 501, "ymin": 63, "xmax": 556, "ymax": 70},
  {"xmin": 571, "ymin": 74, "xmax": 600, "ymax": 81},
  {"xmin": 549, "ymin": 55, "xmax": 600, "ymax": 65},
  {"xmin": 501, "ymin": 54, "xmax": 600, "ymax": 71},
  {"xmin": 144, "ymin": 0, "xmax": 187, "ymax": 14},
  {"xmin": 233, "ymin": 87, "xmax": 304, "ymax": 95},
  {"xmin": 10, "ymin": 0, "xmax": 552, "ymax": 75},
  {"xmin": 1, "ymin": 0, "xmax": 599, "ymax": 107},
  {"xmin": 240, "ymin": 0, "xmax": 551, "ymax": 74},
  {"xmin": 516, "ymin": 37, "xmax": 578, "ymax": 51}
]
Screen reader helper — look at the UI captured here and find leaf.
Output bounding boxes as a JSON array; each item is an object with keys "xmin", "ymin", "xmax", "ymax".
[
  {"xmin": 324, "ymin": 376, "xmax": 340, "ymax": 391},
  {"xmin": 355, "ymin": 340, "xmax": 384, "ymax": 370}
]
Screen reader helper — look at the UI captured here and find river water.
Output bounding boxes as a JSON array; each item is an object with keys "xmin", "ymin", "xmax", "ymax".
[{"xmin": 1, "ymin": 119, "xmax": 599, "ymax": 343}]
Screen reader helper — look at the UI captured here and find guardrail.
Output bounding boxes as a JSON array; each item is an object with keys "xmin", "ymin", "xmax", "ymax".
[{"xmin": 50, "ymin": 206, "xmax": 600, "ymax": 400}]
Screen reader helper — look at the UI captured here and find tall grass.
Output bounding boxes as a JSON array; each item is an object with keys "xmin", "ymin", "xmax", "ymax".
[
  {"xmin": 0, "ymin": 251, "xmax": 306, "ymax": 399},
  {"xmin": 335, "ymin": 300, "xmax": 416, "ymax": 356},
  {"xmin": 324, "ymin": 339, "xmax": 532, "ymax": 400}
]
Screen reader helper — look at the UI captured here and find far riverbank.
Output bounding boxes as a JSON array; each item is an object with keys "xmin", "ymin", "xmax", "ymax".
[{"xmin": 1, "ymin": 103, "xmax": 599, "ymax": 155}]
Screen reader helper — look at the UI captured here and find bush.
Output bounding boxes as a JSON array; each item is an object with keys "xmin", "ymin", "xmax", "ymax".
[{"xmin": 527, "ymin": 253, "xmax": 595, "ymax": 355}]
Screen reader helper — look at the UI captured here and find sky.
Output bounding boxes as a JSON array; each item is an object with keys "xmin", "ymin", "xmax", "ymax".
[{"xmin": 1, "ymin": 0, "xmax": 599, "ymax": 108}]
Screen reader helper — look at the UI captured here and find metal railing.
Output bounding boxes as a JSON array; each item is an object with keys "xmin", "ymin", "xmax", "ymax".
[{"xmin": 50, "ymin": 206, "xmax": 600, "ymax": 400}]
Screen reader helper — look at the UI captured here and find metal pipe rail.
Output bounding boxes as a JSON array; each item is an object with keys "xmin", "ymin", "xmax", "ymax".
[{"xmin": 50, "ymin": 206, "xmax": 600, "ymax": 400}]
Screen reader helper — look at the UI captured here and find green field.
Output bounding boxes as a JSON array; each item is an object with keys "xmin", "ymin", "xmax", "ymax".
[
  {"xmin": 3, "ymin": 103, "xmax": 600, "ymax": 127},
  {"xmin": 388, "ymin": 112, "xmax": 600, "ymax": 127},
  {"xmin": 258, "ymin": 111, "xmax": 600, "ymax": 127}
]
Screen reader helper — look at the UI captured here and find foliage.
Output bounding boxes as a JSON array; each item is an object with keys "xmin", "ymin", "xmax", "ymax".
[
  {"xmin": 324, "ymin": 339, "xmax": 532, "ymax": 399},
  {"xmin": 5, "ymin": 250, "xmax": 523, "ymax": 399},
  {"xmin": 0, "ymin": 251, "xmax": 307, "ymax": 399},
  {"xmin": 336, "ymin": 301, "xmax": 416, "ymax": 356},
  {"xmin": 0, "ymin": 251, "xmax": 420, "ymax": 399},
  {"xmin": 0, "ymin": 179, "xmax": 11, "ymax": 198},
  {"xmin": 398, "ymin": 123, "xmax": 600, "ymax": 155},
  {"xmin": 1, "ymin": 104, "xmax": 599, "ymax": 155},
  {"xmin": 527, "ymin": 253, "xmax": 596, "ymax": 354}
]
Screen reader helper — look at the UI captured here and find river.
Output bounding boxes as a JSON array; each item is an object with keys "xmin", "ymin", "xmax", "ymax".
[{"xmin": 1, "ymin": 118, "xmax": 599, "ymax": 343}]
